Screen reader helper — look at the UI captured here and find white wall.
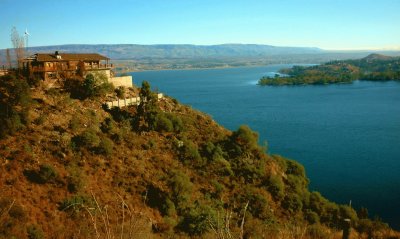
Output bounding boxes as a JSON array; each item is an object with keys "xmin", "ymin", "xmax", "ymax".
[{"xmin": 109, "ymin": 76, "xmax": 133, "ymax": 87}]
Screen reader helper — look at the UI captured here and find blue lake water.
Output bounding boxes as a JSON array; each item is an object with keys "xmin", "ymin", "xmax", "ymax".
[{"xmin": 130, "ymin": 65, "xmax": 400, "ymax": 229}]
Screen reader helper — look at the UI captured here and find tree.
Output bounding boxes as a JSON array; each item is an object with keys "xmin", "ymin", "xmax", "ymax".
[
  {"xmin": 81, "ymin": 72, "xmax": 114, "ymax": 98},
  {"xmin": 6, "ymin": 48, "xmax": 12, "ymax": 69},
  {"xmin": 11, "ymin": 27, "xmax": 25, "ymax": 68},
  {"xmin": 136, "ymin": 81, "xmax": 159, "ymax": 130}
]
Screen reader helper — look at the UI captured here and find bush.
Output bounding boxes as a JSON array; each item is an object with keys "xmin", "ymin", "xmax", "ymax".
[
  {"xmin": 168, "ymin": 171, "xmax": 193, "ymax": 209},
  {"xmin": 161, "ymin": 198, "xmax": 176, "ymax": 217},
  {"xmin": 282, "ymin": 194, "xmax": 303, "ymax": 214},
  {"xmin": 25, "ymin": 164, "xmax": 59, "ymax": 184},
  {"xmin": 69, "ymin": 115, "xmax": 80, "ymax": 131},
  {"xmin": 179, "ymin": 140, "xmax": 201, "ymax": 164},
  {"xmin": 67, "ymin": 166, "xmax": 86, "ymax": 193},
  {"xmin": 27, "ymin": 225, "xmax": 44, "ymax": 239},
  {"xmin": 286, "ymin": 159, "xmax": 306, "ymax": 177},
  {"xmin": 59, "ymin": 195, "xmax": 94, "ymax": 215},
  {"xmin": 97, "ymin": 136, "xmax": 114, "ymax": 156},
  {"xmin": 37, "ymin": 164, "xmax": 58, "ymax": 183},
  {"xmin": 72, "ymin": 128, "xmax": 100, "ymax": 149},
  {"xmin": 286, "ymin": 174, "xmax": 308, "ymax": 195},
  {"xmin": 115, "ymin": 86, "xmax": 125, "ymax": 98},
  {"xmin": 266, "ymin": 175, "xmax": 285, "ymax": 201},
  {"xmin": 0, "ymin": 75, "xmax": 31, "ymax": 138},
  {"xmin": 304, "ymin": 209, "xmax": 320, "ymax": 224},
  {"xmin": 100, "ymin": 117, "xmax": 114, "ymax": 133},
  {"xmin": 230, "ymin": 125, "xmax": 260, "ymax": 156},
  {"xmin": 242, "ymin": 187, "xmax": 271, "ymax": 219},
  {"xmin": 154, "ymin": 114, "xmax": 174, "ymax": 132},
  {"xmin": 178, "ymin": 205, "xmax": 216, "ymax": 236},
  {"xmin": 67, "ymin": 72, "xmax": 114, "ymax": 99}
]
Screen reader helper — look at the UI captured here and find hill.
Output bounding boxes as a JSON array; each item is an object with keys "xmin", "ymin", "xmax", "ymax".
[
  {"xmin": 258, "ymin": 54, "xmax": 400, "ymax": 85},
  {"xmin": 2, "ymin": 44, "xmax": 400, "ymax": 72},
  {"xmin": 1, "ymin": 73, "xmax": 399, "ymax": 238},
  {"xmin": 1, "ymin": 44, "xmax": 323, "ymax": 60}
]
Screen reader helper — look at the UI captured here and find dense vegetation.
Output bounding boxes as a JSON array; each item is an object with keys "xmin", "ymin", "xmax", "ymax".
[
  {"xmin": 258, "ymin": 54, "xmax": 400, "ymax": 86},
  {"xmin": 0, "ymin": 73, "xmax": 399, "ymax": 238}
]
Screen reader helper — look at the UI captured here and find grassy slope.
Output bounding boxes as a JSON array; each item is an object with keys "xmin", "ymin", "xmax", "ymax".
[{"xmin": 1, "ymin": 79, "xmax": 399, "ymax": 239}]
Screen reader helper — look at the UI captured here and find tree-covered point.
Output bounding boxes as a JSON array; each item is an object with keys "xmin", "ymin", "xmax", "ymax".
[{"xmin": 258, "ymin": 54, "xmax": 400, "ymax": 86}]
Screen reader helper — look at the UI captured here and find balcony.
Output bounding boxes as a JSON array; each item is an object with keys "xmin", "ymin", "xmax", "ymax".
[{"xmin": 30, "ymin": 63, "xmax": 113, "ymax": 73}]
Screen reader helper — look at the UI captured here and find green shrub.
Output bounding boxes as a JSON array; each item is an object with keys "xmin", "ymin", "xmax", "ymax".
[
  {"xmin": 67, "ymin": 166, "xmax": 86, "ymax": 193},
  {"xmin": 155, "ymin": 114, "xmax": 174, "ymax": 132},
  {"xmin": 286, "ymin": 174, "xmax": 308, "ymax": 195},
  {"xmin": 178, "ymin": 205, "xmax": 216, "ymax": 236},
  {"xmin": 211, "ymin": 180, "xmax": 225, "ymax": 197},
  {"xmin": 213, "ymin": 157, "xmax": 233, "ymax": 176},
  {"xmin": 168, "ymin": 171, "xmax": 193, "ymax": 209},
  {"xmin": 304, "ymin": 209, "xmax": 320, "ymax": 224},
  {"xmin": 97, "ymin": 136, "xmax": 114, "ymax": 156},
  {"xmin": 69, "ymin": 72, "xmax": 114, "ymax": 99},
  {"xmin": 161, "ymin": 198, "xmax": 176, "ymax": 217},
  {"xmin": 115, "ymin": 86, "xmax": 125, "ymax": 98},
  {"xmin": 27, "ymin": 225, "xmax": 44, "ymax": 239},
  {"xmin": 229, "ymin": 125, "xmax": 261, "ymax": 157},
  {"xmin": 286, "ymin": 159, "xmax": 306, "ymax": 177},
  {"xmin": 72, "ymin": 128, "xmax": 100, "ymax": 149},
  {"xmin": 166, "ymin": 113, "xmax": 184, "ymax": 132},
  {"xmin": 242, "ymin": 188, "xmax": 271, "ymax": 219},
  {"xmin": 34, "ymin": 114, "xmax": 46, "ymax": 125},
  {"xmin": 24, "ymin": 164, "xmax": 59, "ymax": 184},
  {"xmin": 100, "ymin": 117, "xmax": 114, "ymax": 133},
  {"xmin": 282, "ymin": 194, "xmax": 303, "ymax": 214},
  {"xmin": 179, "ymin": 140, "xmax": 201, "ymax": 164},
  {"xmin": 266, "ymin": 175, "xmax": 285, "ymax": 201},
  {"xmin": 69, "ymin": 115, "xmax": 80, "ymax": 131},
  {"xmin": 37, "ymin": 164, "xmax": 58, "ymax": 183},
  {"xmin": 59, "ymin": 195, "xmax": 94, "ymax": 215}
]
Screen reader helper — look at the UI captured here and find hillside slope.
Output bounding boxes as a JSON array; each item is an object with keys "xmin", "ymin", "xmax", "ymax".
[{"xmin": 0, "ymin": 73, "xmax": 399, "ymax": 239}]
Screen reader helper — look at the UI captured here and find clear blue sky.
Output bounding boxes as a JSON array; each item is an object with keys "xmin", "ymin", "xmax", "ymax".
[{"xmin": 1, "ymin": 0, "xmax": 399, "ymax": 50}]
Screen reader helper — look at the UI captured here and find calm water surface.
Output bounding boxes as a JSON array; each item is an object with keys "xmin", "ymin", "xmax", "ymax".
[{"xmin": 130, "ymin": 65, "xmax": 400, "ymax": 228}]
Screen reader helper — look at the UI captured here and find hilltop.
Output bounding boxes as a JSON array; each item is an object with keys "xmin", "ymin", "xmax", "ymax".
[
  {"xmin": 1, "ymin": 73, "xmax": 399, "ymax": 238},
  {"xmin": 258, "ymin": 54, "xmax": 400, "ymax": 85}
]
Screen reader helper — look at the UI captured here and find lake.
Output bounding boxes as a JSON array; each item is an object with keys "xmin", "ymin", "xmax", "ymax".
[{"xmin": 130, "ymin": 65, "xmax": 400, "ymax": 229}]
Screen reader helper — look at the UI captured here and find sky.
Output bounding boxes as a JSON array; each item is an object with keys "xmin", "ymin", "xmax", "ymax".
[{"xmin": 0, "ymin": 0, "xmax": 399, "ymax": 50}]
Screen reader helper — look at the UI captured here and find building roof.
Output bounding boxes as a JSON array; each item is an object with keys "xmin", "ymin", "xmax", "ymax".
[{"xmin": 31, "ymin": 52, "xmax": 109, "ymax": 62}]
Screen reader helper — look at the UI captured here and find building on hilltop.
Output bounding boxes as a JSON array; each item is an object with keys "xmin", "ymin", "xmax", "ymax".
[
  {"xmin": 21, "ymin": 51, "xmax": 133, "ymax": 88},
  {"xmin": 22, "ymin": 51, "xmax": 113, "ymax": 81}
]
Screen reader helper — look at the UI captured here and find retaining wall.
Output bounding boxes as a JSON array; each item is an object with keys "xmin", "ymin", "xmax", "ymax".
[
  {"xmin": 106, "ymin": 93, "xmax": 164, "ymax": 108},
  {"xmin": 109, "ymin": 76, "xmax": 133, "ymax": 87}
]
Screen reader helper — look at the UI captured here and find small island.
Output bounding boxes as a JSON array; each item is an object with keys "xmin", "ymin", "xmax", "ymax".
[{"xmin": 258, "ymin": 54, "xmax": 400, "ymax": 86}]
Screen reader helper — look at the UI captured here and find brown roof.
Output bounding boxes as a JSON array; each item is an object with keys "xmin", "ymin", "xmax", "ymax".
[{"xmin": 33, "ymin": 53, "xmax": 109, "ymax": 62}]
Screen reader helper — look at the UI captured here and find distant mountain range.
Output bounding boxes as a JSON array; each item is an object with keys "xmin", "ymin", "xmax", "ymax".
[
  {"xmin": 1, "ymin": 44, "xmax": 400, "ymax": 71},
  {"xmin": 2, "ymin": 44, "xmax": 324, "ymax": 60}
]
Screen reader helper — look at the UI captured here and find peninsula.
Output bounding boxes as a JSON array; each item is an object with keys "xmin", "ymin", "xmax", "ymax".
[{"xmin": 258, "ymin": 54, "xmax": 400, "ymax": 86}]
